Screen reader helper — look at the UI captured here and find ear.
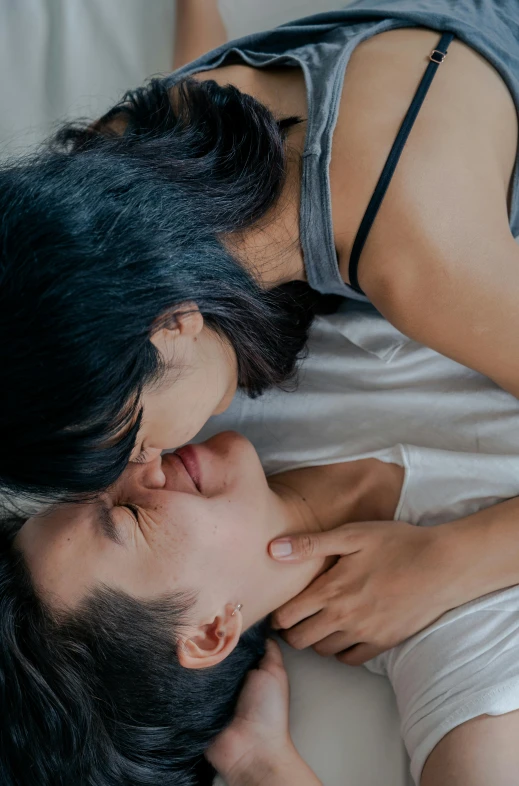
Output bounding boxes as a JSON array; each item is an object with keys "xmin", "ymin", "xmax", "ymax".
[
  {"xmin": 152, "ymin": 303, "xmax": 204, "ymax": 337},
  {"xmin": 177, "ymin": 604, "xmax": 243, "ymax": 670},
  {"xmin": 150, "ymin": 302, "xmax": 204, "ymax": 363}
]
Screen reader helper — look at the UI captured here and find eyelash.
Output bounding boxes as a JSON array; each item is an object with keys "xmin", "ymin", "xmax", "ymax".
[
  {"xmin": 125, "ymin": 504, "xmax": 140, "ymax": 522},
  {"xmin": 132, "ymin": 450, "xmax": 149, "ymax": 465}
]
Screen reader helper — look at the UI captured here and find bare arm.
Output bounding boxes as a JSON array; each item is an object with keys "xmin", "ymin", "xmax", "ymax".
[
  {"xmin": 331, "ymin": 28, "xmax": 519, "ymax": 399},
  {"xmin": 362, "ymin": 226, "xmax": 519, "ymax": 401},
  {"xmin": 435, "ymin": 495, "xmax": 519, "ymax": 604},
  {"xmin": 173, "ymin": 0, "xmax": 228, "ymax": 70},
  {"xmin": 270, "ymin": 495, "xmax": 519, "ymax": 663},
  {"xmin": 422, "ymin": 711, "xmax": 519, "ymax": 786}
]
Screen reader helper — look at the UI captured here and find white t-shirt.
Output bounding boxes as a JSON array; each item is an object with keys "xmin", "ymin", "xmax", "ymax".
[
  {"xmin": 198, "ymin": 304, "xmax": 519, "ymax": 785},
  {"xmin": 288, "ymin": 443, "xmax": 519, "ymax": 529},
  {"xmin": 197, "ymin": 301, "xmax": 519, "ymax": 520},
  {"xmin": 199, "ymin": 303, "xmax": 519, "ymax": 473}
]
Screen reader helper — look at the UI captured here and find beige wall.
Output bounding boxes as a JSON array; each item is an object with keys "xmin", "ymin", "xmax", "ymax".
[{"xmin": 0, "ymin": 0, "xmax": 341, "ymax": 155}]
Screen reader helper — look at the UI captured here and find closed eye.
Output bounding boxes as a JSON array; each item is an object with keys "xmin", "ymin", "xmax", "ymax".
[
  {"xmin": 125, "ymin": 504, "xmax": 140, "ymax": 522},
  {"xmin": 132, "ymin": 450, "xmax": 149, "ymax": 465}
]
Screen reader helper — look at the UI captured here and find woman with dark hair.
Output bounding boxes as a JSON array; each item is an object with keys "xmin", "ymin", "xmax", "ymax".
[
  {"xmin": 3, "ymin": 430, "xmax": 519, "ymax": 785},
  {"xmin": 2, "ymin": 0, "xmax": 519, "ymax": 503}
]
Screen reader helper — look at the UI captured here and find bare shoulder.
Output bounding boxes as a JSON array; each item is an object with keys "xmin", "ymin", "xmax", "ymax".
[{"xmin": 330, "ymin": 27, "xmax": 518, "ymax": 288}]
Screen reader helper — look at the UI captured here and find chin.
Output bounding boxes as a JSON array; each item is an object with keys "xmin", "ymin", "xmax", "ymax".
[{"xmin": 215, "ymin": 385, "xmax": 237, "ymax": 414}]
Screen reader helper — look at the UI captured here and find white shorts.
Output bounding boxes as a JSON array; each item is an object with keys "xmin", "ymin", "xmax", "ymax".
[{"xmin": 365, "ymin": 586, "xmax": 519, "ymax": 784}]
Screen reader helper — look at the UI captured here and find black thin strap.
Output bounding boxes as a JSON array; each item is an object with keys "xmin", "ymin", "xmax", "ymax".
[{"xmin": 348, "ymin": 32, "xmax": 455, "ymax": 294}]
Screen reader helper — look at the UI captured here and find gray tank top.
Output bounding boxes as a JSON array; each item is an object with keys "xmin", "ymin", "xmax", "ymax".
[{"xmin": 165, "ymin": 0, "xmax": 519, "ymax": 300}]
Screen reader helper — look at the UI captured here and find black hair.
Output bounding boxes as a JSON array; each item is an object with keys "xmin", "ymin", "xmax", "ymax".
[
  {"xmin": 0, "ymin": 520, "xmax": 269, "ymax": 785},
  {"xmin": 0, "ymin": 76, "xmax": 316, "ymax": 503}
]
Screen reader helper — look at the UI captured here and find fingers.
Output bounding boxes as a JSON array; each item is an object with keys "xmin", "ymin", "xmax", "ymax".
[
  {"xmin": 272, "ymin": 576, "xmax": 328, "ymax": 630},
  {"xmin": 269, "ymin": 526, "xmax": 362, "ymax": 562},
  {"xmin": 262, "ymin": 638, "xmax": 284, "ymax": 668},
  {"xmin": 336, "ymin": 643, "xmax": 384, "ymax": 667},
  {"xmin": 260, "ymin": 639, "xmax": 289, "ymax": 682},
  {"xmin": 311, "ymin": 631, "xmax": 359, "ymax": 658},
  {"xmin": 279, "ymin": 619, "xmax": 383, "ymax": 664},
  {"xmin": 280, "ymin": 610, "xmax": 343, "ymax": 651},
  {"xmin": 272, "ymin": 557, "xmax": 353, "ymax": 631}
]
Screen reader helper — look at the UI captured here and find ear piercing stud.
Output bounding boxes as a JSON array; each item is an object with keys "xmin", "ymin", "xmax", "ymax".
[{"xmin": 231, "ymin": 603, "xmax": 243, "ymax": 617}]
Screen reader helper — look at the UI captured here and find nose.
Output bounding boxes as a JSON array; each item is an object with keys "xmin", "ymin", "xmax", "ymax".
[{"xmin": 137, "ymin": 453, "xmax": 167, "ymax": 489}]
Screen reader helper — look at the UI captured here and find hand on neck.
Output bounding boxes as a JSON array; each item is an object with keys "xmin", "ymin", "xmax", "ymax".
[{"xmin": 236, "ymin": 458, "xmax": 403, "ymax": 630}]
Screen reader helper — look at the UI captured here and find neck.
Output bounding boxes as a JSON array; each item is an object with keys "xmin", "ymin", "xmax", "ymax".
[
  {"xmin": 228, "ymin": 124, "xmax": 308, "ymax": 288},
  {"xmin": 195, "ymin": 63, "xmax": 309, "ymax": 287},
  {"xmin": 269, "ymin": 457, "xmax": 403, "ymax": 537},
  {"xmin": 238, "ymin": 457, "xmax": 403, "ymax": 630}
]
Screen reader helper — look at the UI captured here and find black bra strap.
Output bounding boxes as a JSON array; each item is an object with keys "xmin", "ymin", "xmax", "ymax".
[{"xmin": 348, "ymin": 32, "xmax": 455, "ymax": 294}]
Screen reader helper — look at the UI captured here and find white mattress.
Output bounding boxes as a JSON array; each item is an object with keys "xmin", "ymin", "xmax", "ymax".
[{"xmin": 0, "ymin": 1, "xmax": 412, "ymax": 783}]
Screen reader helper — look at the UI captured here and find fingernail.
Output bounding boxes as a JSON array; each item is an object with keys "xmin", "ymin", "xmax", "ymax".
[{"xmin": 270, "ymin": 539, "xmax": 293, "ymax": 558}]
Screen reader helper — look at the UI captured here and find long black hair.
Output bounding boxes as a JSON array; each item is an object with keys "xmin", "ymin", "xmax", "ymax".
[
  {"xmin": 0, "ymin": 519, "xmax": 269, "ymax": 785},
  {"xmin": 0, "ymin": 77, "xmax": 315, "ymax": 503}
]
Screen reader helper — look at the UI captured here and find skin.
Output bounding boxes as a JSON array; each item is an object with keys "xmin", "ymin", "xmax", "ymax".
[
  {"xmin": 271, "ymin": 497, "xmax": 519, "ymax": 664},
  {"xmin": 16, "ymin": 430, "xmax": 519, "ymax": 785},
  {"xmin": 138, "ymin": 9, "xmax": 519, "ymax": 700},
  {"xmin": 207, "ymin": 640, "xmax": 323, "ymax": 786},
  {"xmin": 18, "ymin": 432, "xmax": 401, "ymax": 666},
  {"xmin": 208, "ymin": 643, "xmax": 519, "ymax": 786},
  {"xmin": 41, "ymin": 8, "xmax": 517, "ymax": 783},
  {"xmin": 168, "ymin": 8, "xmax": 519, "ymax": 785},
  {"xmin": 136, "ymin": 23, "xmax": 519, "ymax": 457},
  {"xmin": 420, "ymin": 710, "xmax": 519, "ymax": 786},
  {"xmin": 130, "ymin": 309, "xmax": 238, "ymax": 463},
  {"xmin": 173, "ymin": 0, "xmax": 228, "ymax": 71},
  {"xmin": 209, "ymin": 646, "xmax": 519, "ymax": 786},
  {"xmin": 210, "ymin": 29, "xmax": 519, "ymax": 398}
]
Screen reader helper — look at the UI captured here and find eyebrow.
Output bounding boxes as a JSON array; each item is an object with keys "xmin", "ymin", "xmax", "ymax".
[{"xmin": 96, "ymin": 500, "xmax": 123, "ymax": 545}]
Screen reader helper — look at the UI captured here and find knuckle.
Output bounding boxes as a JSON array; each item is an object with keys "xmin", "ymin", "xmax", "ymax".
[
  {"xmin": 284, "ymin": 629, "xmax": 303, "ymax": 650},
  {"xmin": 339, "ymin": 650, "xmax": 360, "ymax": 667},
  {"xmin": 329, "ymin": 580, "xmax": 347, "ymax": 600},
  {"xmin": 270, "ymin": 663, "xmax": 288, "ymax": 681},
  {"xmin": 289, "ymin": 636, "xmax": 306, "ymax": 651},
  {"xmin": 353, "ymin": 624, "xmax": 369, "ymax": 641},
  {"xmin": 330, "ymin": 607, "xmax": 347, "ymax": 626},
  {"xmin": 273, "ymin": 610, "xmax": 288, "ymax": 629},
  {"xmin": 313, "ymin": 641, "xmax": 329, "ymax": 657},
  {"xmin": 298, "ymin": 534, "xmax": 317, "ymax": 559}
]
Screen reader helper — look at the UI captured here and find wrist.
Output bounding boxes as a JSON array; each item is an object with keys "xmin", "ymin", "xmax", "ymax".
[
  {"xmin": 429, "ymin": 516, "xmax": 497, "ymax": 609},
  {"xmin": 225, "ymin": 743, "xmax": 302, "ymax": 786}
]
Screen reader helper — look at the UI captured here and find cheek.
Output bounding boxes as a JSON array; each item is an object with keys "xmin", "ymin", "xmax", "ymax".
[
  {"xmin": 141, "ymin": 501, "xmax": 229, "ymax": 591},
  {"xmin": 203, "ymin": 497, "xmax": 270, "ymax": 570},
  {"xmin": 142, "ymin": 382, "xmax": 219, "ymax": 447},
  {"xmin": 144, "ymin": 489, "xmax": 271, "ymax": 597}
]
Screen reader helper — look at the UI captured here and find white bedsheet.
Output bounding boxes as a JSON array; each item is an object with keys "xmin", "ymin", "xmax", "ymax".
[{"xmin": 0, "ymin": 2, "xmax": 411, "ymax": 783}]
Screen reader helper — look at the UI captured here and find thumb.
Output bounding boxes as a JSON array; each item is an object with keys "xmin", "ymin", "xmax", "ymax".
[{"xmin": 269, "ymin": 527, "xmax": 360, "ymax": 561}]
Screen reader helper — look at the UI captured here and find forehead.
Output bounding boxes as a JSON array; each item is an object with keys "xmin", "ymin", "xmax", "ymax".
[
  {"xmin": 14, "ymin": 482, "xmax": 210, "ymax": 609},
  {"xmin": 15, "ymin": 502, "xmax": 106, "ymax": 606},
  {"xmin": 19, "ymin": 501, "xmax": 95, "ymax": 543}
]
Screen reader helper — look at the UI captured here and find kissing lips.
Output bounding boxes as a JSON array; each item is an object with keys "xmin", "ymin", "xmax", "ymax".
[{"xmin": 174, "ymin": 445, "xmax": 202, "ymax": 492}]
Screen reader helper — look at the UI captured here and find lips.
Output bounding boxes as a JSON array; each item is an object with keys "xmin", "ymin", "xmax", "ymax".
[{"xmin": 174, "ymin": 445, "xmax": 202, "ymax": 492}]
